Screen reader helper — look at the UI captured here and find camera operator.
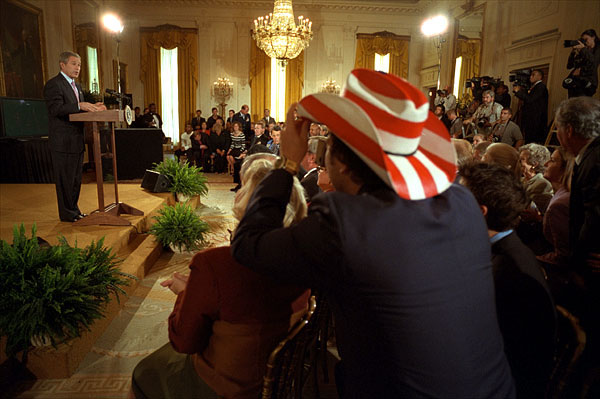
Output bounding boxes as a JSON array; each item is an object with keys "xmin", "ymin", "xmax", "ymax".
[
  {"xmin": 514, "ymin": 69, "xmax": 548, "ymax": 144},
  {"xmin": 495, "ymin": 84, "xmax": 512, "ymax": 109},
  {"xmin": 464, "ymin": 89, "xmax": 503, "ymax": 136},
  {"xmin": 565, "ymin": 29, "xmax": 600, "ymax": 97}
]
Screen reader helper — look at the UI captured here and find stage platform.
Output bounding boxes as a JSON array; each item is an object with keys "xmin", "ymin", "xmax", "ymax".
[{"xmin": 0, "ymin": 182, "xmax": 177, "ymax": 378}]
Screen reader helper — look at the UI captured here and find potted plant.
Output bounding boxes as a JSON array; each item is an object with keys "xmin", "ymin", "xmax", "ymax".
[
  {"xmin": 0, "ymin": 224, "xmax": 134, "ymax": 366},
  {"xmin": 149, "ymin": 202, "xmax": 210, "ymax": 252},
  {"xmin": 153, "ymin": 158, "xmax": 208, "ymax": 202}
]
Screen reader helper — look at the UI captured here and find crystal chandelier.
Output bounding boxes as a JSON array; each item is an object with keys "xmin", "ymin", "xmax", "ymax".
[
  {"xmin": 253, "ymin": 0, "xmax": 313, "ymax": 62},
  {"xmin": 212, "ymin": 77, "xmax": 233, "ymax": 117},
  {"xmin": 320, "ymin": 78, "xmax": 341, "ymax": 94}
]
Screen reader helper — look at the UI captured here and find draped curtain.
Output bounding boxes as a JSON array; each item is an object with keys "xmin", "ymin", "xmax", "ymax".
[
  {"xmin": 73, "ymin": 23, "xmax": 98, "ymax": 92},
  {"xmin": 456, "ymin": 38, "xmax": 481, "ymax": 99},
  {"xmin": 355, "ymin": 32, "xmax": 410, "ymax": 78},
  {"xmin": 140, "ymin": 25, "xmax": 198, "ymax": 134},
  {"xmin": 285, "ymin": 51, "xmax": 304, "ymax": 114},
  {"xmin": 249, "ymin": 39, "xmax": 271, "ymax": 123}
]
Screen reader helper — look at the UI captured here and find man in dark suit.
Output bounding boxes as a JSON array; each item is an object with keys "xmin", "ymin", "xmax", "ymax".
[
  {"xmin": 191, "ymin": 109, "xmax": 205, "ymax": 129},
  {"xmin": 556, "ymin": 96, "xmax": 600, "ymax": 360},
  {"xmin": 44, "ymin": 51, "xmax": 105, "ymax": 222},
  {"xmin": 260, "ymin": 108, "xmax": 276, "ymax": 126},
  {"xmin": 232, "ymin": 104, "xmax": 252, "ymax": 140},
  {"xmin": 148, "ymin": 103, "xmax": 162, "ymax": 129},
  {"xmin": 460, "ymin": 162, "xmax": 556, "ymax": 399},
  {"xmin": 232, "ymin": 69, "xmax": 515, "ymax": 398},
  {"xmin": 514, "ymin": 69, "xmax": 549, "ymax": 143}
]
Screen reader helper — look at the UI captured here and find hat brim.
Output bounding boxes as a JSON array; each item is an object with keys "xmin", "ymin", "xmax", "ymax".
[{"xmin": 297, "ymin": 92, "xmax": 456, "ymax": 200}]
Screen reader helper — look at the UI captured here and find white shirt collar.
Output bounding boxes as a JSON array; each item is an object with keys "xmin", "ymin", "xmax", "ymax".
[{"xmin": 60, "ymin": 71, "xmax": 75, "ymax": 85}]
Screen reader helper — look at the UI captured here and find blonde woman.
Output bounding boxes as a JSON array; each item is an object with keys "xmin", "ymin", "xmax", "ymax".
[{"xmin": 131, "ymin": 153, "xmax": 309, "ymax": 399}]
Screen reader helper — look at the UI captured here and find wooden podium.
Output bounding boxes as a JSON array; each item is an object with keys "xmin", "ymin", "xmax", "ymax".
[{"xmin": 70, "ymin": 110, "xmax": 143, "ymax": 226}]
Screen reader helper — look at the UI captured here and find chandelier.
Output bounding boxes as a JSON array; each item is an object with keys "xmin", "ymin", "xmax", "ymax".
[
  {"xmin": 253, "ymin": 0, "xmax": 313, "ymax": 62},
  {"xmin": 320, "ymin": 78, "xmax": 340, "ymax": 94},
  {"xmin": 212, "ymin": 77, "xmax": 233, "ymax": 117}
]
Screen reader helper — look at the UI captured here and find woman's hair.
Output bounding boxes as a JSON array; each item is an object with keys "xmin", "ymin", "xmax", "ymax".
[
  {"xmin": 232, "ymin": 153, "xmax": 307, "ymax": 228},
  {"xmin": 452, "ymin": 139, "xmax": 473, "ymax": 168},
  {"xmin": 232, "ymin": 121, "xmax": 242, "ymax": 131},
  {"xmin": 519, "ymin": 143, "xmax": 551, "ymax": 174},
  {"xmin": 547, "ymin": 146, "xmax": 574, "ymax": 192},
  {"xmin": 483, "ymin": 143, "xmax": 521, "ymax": 178},
  {"xmin": 581, "ymin": 28, "xmax": 600, "ymax": 46},
  {"xmin": 213, "ymin": 123, "xmax": 222, "ymax": 133}
]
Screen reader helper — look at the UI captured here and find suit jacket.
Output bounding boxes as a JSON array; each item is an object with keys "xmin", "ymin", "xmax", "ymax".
[
  {"xmin": 232, "ymin": 171, "xmax": 515, "ymax": 398},
  {"xmin": 44, "ymin": 73, "xmax": 84, "ymax": 153},
  {"xmin": 570, "ymin": 136, "xmax": 600, "ymax": 268},
  {"xmin": 191, "ymin": 116, "xmax": 206, "ymax": 129},
  {"xmin": 491, "ymin": 232, "xmax": 556, "ymax": 398},
  {"xmin": 515, "ymin": 81, "xmax": 548, "ymax": 142},
  {"xmin": 261, "ymin": 116, "xmax": 276, "ymax": 126},
  {"xmin": 232, "ymin": 112, "xmax": 251, "ymax": 136}
]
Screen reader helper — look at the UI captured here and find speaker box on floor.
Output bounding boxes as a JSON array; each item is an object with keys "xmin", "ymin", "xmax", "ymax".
[{"xmin": 141, "ymin": 170, "xmax": 171, "ymax": 192}]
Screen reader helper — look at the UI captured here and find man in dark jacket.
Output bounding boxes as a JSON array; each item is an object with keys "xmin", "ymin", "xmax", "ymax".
[
  {"xmin": 232, "ymin": 69, "xmax": 515, "ymax": 398},
  {"xmin": 44, "ymin": 51, "xmax": 105, "ymax": 222},
  {"xmin": 514, "ymin": 69, "xmax": 548, "ymax": 144}
]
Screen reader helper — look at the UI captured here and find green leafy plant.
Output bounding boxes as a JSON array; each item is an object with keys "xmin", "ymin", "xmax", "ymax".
[
  {"xmin": 153, "ymin": 158, "xmax": 208, "ymax": 198},
  {"xmin": 0, "ymin": 224, "xmax": 135, "ymax": 363},
  {"xmin": 149, "ymin": 202, "xmax": 210, "ymax": 252}
]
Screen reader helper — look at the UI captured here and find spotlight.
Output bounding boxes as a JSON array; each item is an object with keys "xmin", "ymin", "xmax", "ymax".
[
  {"xmin": 421, "ymin": 15, "xmax": 449, "ymax": 37},
  {"xmin": 102, "ymin": 14, "xmax": 123, "ymax": 34}
]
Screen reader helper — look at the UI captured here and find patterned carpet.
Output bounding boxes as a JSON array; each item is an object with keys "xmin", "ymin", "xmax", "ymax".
[{"xmin": 17, "ymin": 175, "xmax": 238, "ymax": 398}]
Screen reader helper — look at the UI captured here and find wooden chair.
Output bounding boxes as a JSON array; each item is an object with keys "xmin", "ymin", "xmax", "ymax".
[
  {"xmin": 545, "ymin": 305, "xmax": 586, "ymax": 399},
  {"xmin": 262, "ymin": 295, "xmax": 330, "ymax": 399}
]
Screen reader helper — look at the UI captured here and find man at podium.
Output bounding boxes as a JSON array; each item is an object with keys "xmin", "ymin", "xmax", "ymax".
[{"xmin": 44, "ymin": 51, "xmax": 106, "ymax": 222}]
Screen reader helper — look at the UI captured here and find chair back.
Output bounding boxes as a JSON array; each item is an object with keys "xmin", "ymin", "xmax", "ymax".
[
  {"xmin": 546, "ymin": 305, "xmax": 586, "ymax": 399},
  {"xmin": 262, "ymin": 295, "xmax": 329, "ymax": 399}
]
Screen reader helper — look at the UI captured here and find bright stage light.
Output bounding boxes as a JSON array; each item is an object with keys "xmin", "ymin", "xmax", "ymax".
[
  {"xmin": 102, "ymin": 14, "xmax": 123, "ymax": 34},
  {"xmin": 421, "ymin": 15, "xmax": 449, "ymax": 37}
]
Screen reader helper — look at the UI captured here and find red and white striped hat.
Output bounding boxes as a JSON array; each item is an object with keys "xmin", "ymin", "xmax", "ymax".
[{"xmin": 297, "ymin": 69, "xmax": 456, "ymax": 200}]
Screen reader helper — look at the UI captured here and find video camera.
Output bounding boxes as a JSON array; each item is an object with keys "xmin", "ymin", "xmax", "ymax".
[
  {"xmin": 509, "ymin": 69, "xmax": 531, "ymax": 91},
  {"xmin": 563, "ymin": 39, "xmax": 584, "ymax": 48}
]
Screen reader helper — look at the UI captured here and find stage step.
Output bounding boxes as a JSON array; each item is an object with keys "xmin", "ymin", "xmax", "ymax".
[{"xmin": 20, "ymin": 232, "xmax": 163, "ymax": 379}]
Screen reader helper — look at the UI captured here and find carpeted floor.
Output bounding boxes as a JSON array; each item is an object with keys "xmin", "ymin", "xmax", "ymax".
[{"xmin": 17, "ymin": 174, "xmax": 238, "ymax": 398}]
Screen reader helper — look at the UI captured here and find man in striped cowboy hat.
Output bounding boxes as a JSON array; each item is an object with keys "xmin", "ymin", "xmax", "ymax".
[{"xmin": 232, "ymin": 69, "xmax": 515, "ymax": 398}]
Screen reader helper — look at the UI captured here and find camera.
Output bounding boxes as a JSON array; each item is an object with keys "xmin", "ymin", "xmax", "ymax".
[
  {"xmin": 509, "ymin": 69, "xmax": 531, "ymax": 90},
  {"xmin": 477, "ymin": 116, "xmax": 489, "ymax": 128},
  {"xmin": 563, "ymin": 39, "xmax": 583, "ymax": 48}
]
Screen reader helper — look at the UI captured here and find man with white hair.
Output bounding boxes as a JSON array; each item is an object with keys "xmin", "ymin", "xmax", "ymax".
[{"xmin": 232, "ymin": 69, "xmax": 515, "ymax": 398}]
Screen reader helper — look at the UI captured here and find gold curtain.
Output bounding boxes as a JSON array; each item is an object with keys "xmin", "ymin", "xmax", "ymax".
[
  {"xmin": 355, "ymin": 32, "xmax": 410, "ymax": 78},
  {"xmin": 250, "ymin": 39, "xmax": 271, "ymax": 122},
  {"xmin": 456, "ymin": 38, "xmax": 481, "ymax": 99},
  {"xmin": 139, "ymin": 25, "xmax": 198, "ymax": 134},
  {"xmin": 285, "ymin": 50, "xmax": 304, "ymax": 113}
]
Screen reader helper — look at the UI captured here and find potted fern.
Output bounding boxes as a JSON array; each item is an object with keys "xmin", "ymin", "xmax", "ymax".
[
  {"xmin": 0, "ymin": 224, "xmax": 134, "ymax": 366},
  {"xmin": 149, "ymin": 202, "xmax": 210, "ymax": 252},
  {"xmin": 153, "ymin": 158, "xmax": 208, "ymax": 202}
]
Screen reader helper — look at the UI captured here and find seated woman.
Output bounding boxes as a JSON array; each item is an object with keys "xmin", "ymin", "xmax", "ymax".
[
  {"xmin": 227, "ymin": 121, "xmax": 246, "ymax": 175},
  {"xmin": 482, "ymin": 142, "xmax": 521, "ymax": 178},
  {"xmin": 131, "ymin": 153, "xmax": 310, "ymax": 399},
  {"xmin": 519, "ymin": 143, "xmax": 553, "ymax": 214}
]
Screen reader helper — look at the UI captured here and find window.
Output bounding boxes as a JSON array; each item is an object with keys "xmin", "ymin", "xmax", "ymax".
[
  {"xmin": 374, "ymin": 53, "xmax": 390, "ymax": 73},
  {"xmin": 87, "ymin": 46, "xmax": 99, "ymax": 93},
  {"xmin": 160, "ymin": 47, "xmax": 179, "ymax": 143},
  {"xmin": 271, "ymin": 58, "xmax": 286, "ymax": 123},
  {"xmin": 453, "ymin": 56, "xmax": 463, "ymax": 98}
]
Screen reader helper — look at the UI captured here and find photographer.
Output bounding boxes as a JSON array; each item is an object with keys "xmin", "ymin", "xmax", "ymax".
[
  {"xmin": 514, "ymin": 69, "xmax": 548, "ymax": 144},
  {"xmin": 463, "ymin": 89, "xmax": 502, "ymax": 136},
  {"xmin": 565, "ymin": 29, "xmax": 600, "ymax": 97}
]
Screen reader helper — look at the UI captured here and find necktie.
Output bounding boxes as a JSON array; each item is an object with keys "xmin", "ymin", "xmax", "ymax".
[{"xmin": 71, "ymin": 80, "xmax": 79, "ymax": 102}]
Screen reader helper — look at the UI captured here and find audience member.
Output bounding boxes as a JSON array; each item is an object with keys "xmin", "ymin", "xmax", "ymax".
[
  {"xmin": 473, "ymin": 140, "xmax": 492, "ymax": 162},
  {"xmin": 261, "ymin": 108, "xmax": 276, "ymax": 126},
  {"xmin": 300, "ymin": 136, "xmax": 326, "ymax": 202},
  {"xmin": 148, "ymin": 103, "xmax": 162, "ymax": 129},
  {"xmin": 460, "ymin": 162, "xmax": 556, "ymax": 399},
  {"xmin": 447, "ymin": 109, "xmax": 463, "ymax": 138},
  {"xmin": 191, "ymin": 109, "xmax": 205, "ymax": 128},
  {"xmin": 538, "ymin": 147, "xmax": 573, "ymax": 269},
  {"xmin": 308, "ymin": 122, "xmax": 322, "ymax": 137},
  {"xmin": 190, "ymin": 124, "xmax": 209, "ymax": 169},
  {"xmin": 473, "ymin": 133, "xmax": 485, "ymax": 146},
  {"xmin": 232, "ymin": 69, "xmax": 515, "ymax": 398},
  {"xmin": 208, "ymin": 123, "xmax": 229, "ymax": 173},
  {"xmin": 266, "ymin": 126, "xmax": 281, "ymax": 155},
  {"xmin": 174, "ymin": 124, "xmax": 193, "ymax": 163},
  {"xmin": 250, "ymin": 121, "xmax": 270, "ymax": 147},
  {"xmin": 452, "ymin": 138, "xmax": 473, "ymax": 168},
  {"xmin": 434, "ymin": 104, "xmax": 451, "ymax": 131},
  {"xmin": 490, "ymin": 108, "xmax": 524, "ymax": 148},
  {"xmin": 206, "ymin": 107, "xmax": 223, "ymax": 130},
  {"xmin": 131, "ymin": 153, "xmax": 309, "ymax": 399},
  {"xmin": 482, "ymin": 142, "xmax": 521, "ymax": 178},
  {"xmin": 232, "ymin": 105, "xmax": 252, "ymax": 139},
  {"xmin": 519, "ymin": 143, "xmax": 553, "ymax": 213},
  {"xmin": 227, "ymin": 122, "xmax": 246, "ymax": 191},
  {"xmin": 226, "ymin": 109, "xmax": 235, "ymax": 125},
  {"xmin": 495, "ymin": 84, "xmax": 512, "ymax": 109},
  {"xmin": 317, "ymin": 166, "xmax": 335, "ymax": 193},
  {"xmin": 555, "ymin": 96, "xmax": 600, "ymax": 362}
]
